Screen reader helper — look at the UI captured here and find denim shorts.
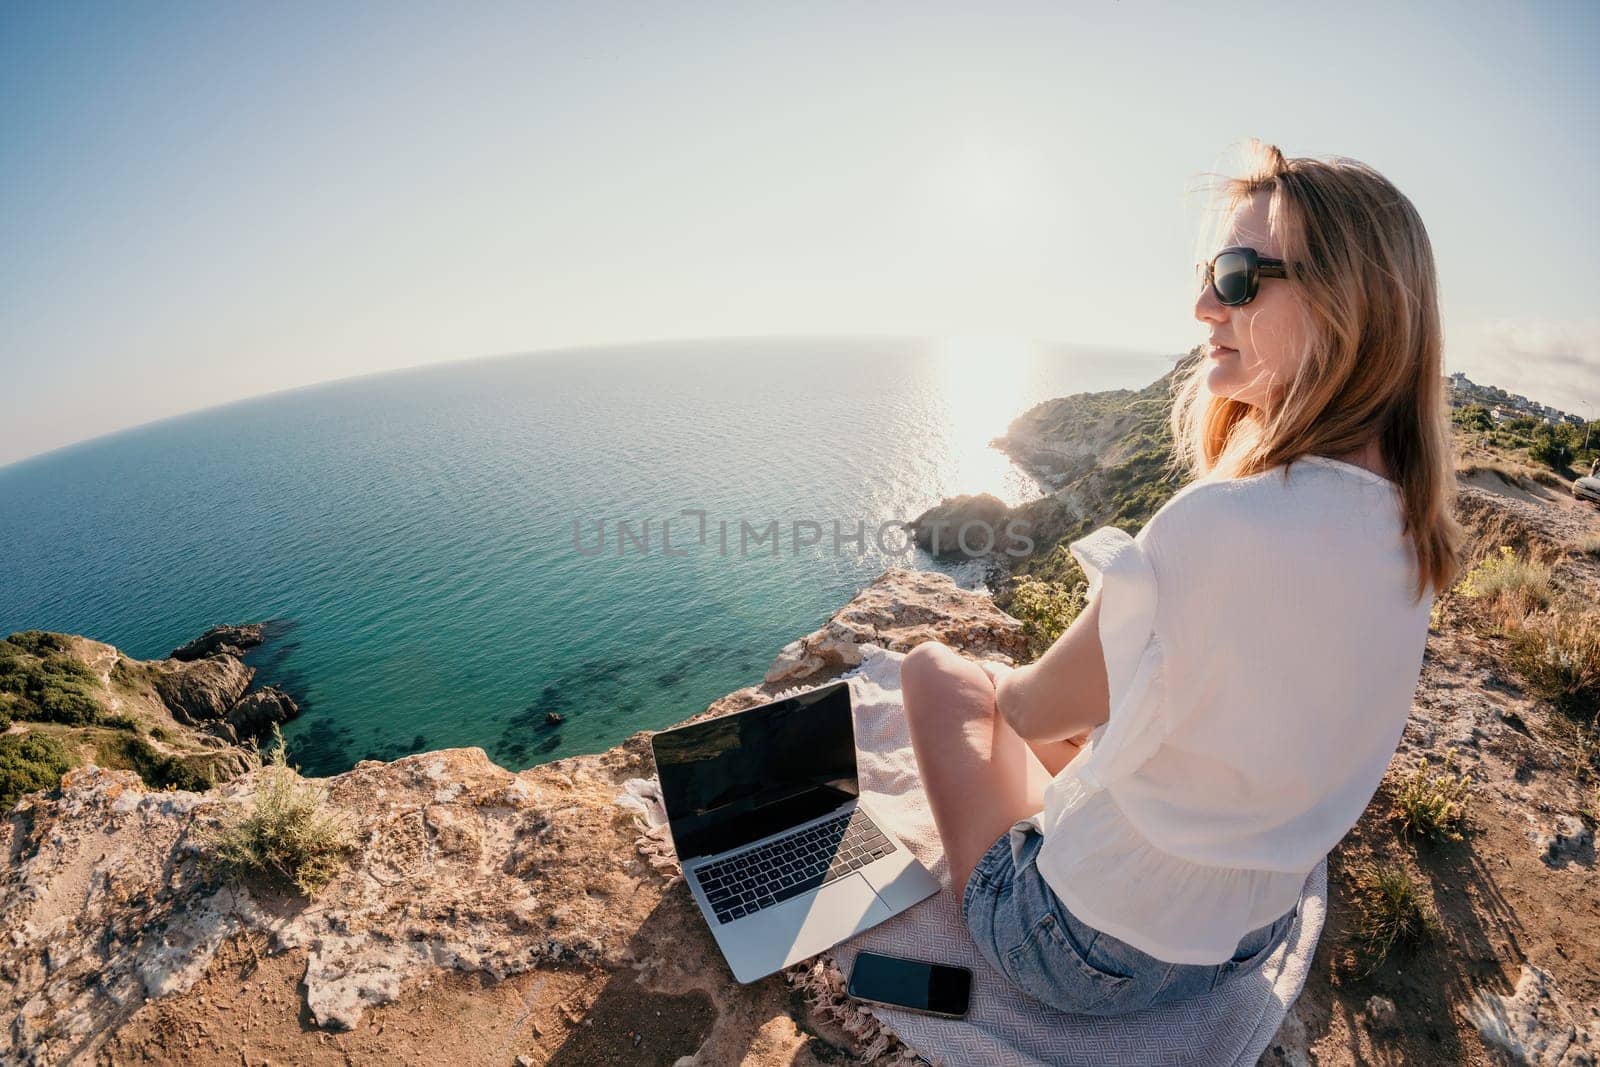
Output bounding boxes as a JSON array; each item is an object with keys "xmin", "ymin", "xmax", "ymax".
[{"xmin": 960, "ymin": 823, "xmax": 1298, "ymax": 1016}]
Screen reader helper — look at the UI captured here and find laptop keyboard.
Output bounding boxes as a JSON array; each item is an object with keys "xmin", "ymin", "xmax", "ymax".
[{"xmin": 694, "ymin": 808, "xmax": 895, "ymax": 924}]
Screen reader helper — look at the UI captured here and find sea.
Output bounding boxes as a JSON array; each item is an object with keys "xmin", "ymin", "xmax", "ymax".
[{"xmin": 0, "ymin": 335, "xmax": 1174, "ymax": 775}]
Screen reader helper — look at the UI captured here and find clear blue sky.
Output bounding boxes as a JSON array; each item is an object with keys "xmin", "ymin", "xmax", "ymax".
[{"xmin": 3, "ymin": 0, "xmax": 1596, "ymax": 466}]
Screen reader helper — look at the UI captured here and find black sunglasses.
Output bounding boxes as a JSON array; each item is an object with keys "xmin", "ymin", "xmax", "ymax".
[{"xmin": 1195, "ymin": 245, "xmax": 1292, "ymax": 306}]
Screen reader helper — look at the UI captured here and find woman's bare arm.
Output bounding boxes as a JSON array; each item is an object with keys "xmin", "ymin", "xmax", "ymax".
[{"xmin": 993, "ymin": 593, "xmax": 1112, "ymax": 743}]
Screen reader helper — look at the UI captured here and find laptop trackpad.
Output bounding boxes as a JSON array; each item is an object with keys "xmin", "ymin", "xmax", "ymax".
[{"xmin": 723, "ymin": 874, "xmax": 893, "ymax": 982}]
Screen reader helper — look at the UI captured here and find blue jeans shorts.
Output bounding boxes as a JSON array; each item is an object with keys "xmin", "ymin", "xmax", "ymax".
[{"xmin": 960, "ymin": 823, "xmax": 1298, "ymax": 1016}]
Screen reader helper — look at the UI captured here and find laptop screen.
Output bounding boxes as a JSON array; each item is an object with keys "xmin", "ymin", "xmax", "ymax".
[{"xmin": 652, "ymin": 680, "xmax": 859, "ymax": 861}]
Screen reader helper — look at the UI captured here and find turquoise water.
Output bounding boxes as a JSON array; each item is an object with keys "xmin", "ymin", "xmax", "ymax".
[{"xmin": 0, "ymin": 335, "xmax": 1173, "ymax": 775}]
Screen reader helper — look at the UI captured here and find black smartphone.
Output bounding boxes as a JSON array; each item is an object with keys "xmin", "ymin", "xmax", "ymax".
[{"xmin": 846, "ymin": 951, "xmax": 973, "ymax": 1019}]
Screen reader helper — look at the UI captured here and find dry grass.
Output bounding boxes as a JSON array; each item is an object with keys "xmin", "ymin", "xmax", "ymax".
[
  {"xmin": 1346, "ymin": 861, "xmax": 1441, "ymax": 975},
  {"xmin": 1389, "ymin": 753, "xmax": 1473, "ymax": 843},
  {"xmin": 1573, "ymin": 532, "xmax": 1600, "ymax": 557},
  {"xmin": 1459, "ymin": 459, "xmax": 1526, "ymax": 482},
  {"xmin": 1504, "ymin": 606, "xmax": 1600, "ymax": 721},
  {"xmin": 1455, "ymin": 545, "xmax": 1555, "ymax": 632},
  {"xmin": 197, "ymin": 725, "xmax": 357, "ymax": 896},
  {"xmin": 1457, "ymin": 452, "xmax": 1566, "ymax": 488}
]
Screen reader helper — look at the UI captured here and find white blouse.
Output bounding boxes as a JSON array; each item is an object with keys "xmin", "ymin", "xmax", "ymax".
[{"xmin": 994, "ymin": 454, "xmax": 1435, "ymax": 965}]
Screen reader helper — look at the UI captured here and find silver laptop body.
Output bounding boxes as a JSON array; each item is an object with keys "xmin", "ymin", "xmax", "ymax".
[{"xmin": 651, "ymin": 679, "xmax": 940, "ymax": 983}]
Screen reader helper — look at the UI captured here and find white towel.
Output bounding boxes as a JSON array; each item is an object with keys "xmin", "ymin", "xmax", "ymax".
[{"xmin": 625, "ymin": 643, "xmax": 1325, "ymax": 1066}]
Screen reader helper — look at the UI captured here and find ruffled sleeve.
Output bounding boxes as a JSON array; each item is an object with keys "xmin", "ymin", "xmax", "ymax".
[{"xmin": 1062, "ymin": 525, "xmax": 1169, "ymax": 791}]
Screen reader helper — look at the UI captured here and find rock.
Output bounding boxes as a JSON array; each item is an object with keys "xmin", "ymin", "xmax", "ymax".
[
  {"xmin": 1366, "ymin": 994, "xmax": 1398, "ymax": 1031},
  {"xmin": 169, "ymin": 623, "xmax": 266, "ymax": 661},
  {"xmin": 762, "ymin": 567, "xmax": 1027, "ymax": 684},
  {"xmin": 152, "ymin": 656, "xmax": 254, "ymax": 725},
  {"xmin": 226, "ymin": 686, "xmax": 300, "ymax": 738},
  {"xmin": 1468, "ymin": 964, "xmax": 1596, "ymax": 1066},
  {"xmin": 1260, "ymin": 996, "xmax": 1315, "ymax": 1067},
  {"xmin": 1534, "ymin": 815, "xmax": 1595, "ymax": 868},
  {"xmin": 0, "ymin": 748, "xmax": 622, "ymax": 1057},
  {"xmin": 908, "ymin": 493, "xmax": 1013, "ymax": 560},
  {"xmin": 176, "ymin": 747, "xmax": 256, "ymax": 784},
  {"xmin": 764, "ymin": 638, "xmax": 828, "ymax": 684},
  {"xmin": 545, "ymin": 711, "xmax": 563, "ymax": 725}
]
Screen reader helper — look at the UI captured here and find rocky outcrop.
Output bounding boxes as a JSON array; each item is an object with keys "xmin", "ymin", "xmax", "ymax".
[
  {"xmin": 763, "ymin": 567, "xmax": 1027, "ymax": 684},
  {"xmin": 907, "ymin": 492, "xmax": 1013, "ymax": 561},
  {"xmin": 0, "ymin": 627, "xmax": 300, "ymax": 803},
  {"xmin": 1468, "ymin": 965, "xmax": 1597, "ymax": 1066},
  {"xmin": 152, "ymin": 654, "xmax": 253, "ymax": 725},
  {"xmin": 169, "ymin": 622, "xmax": 266, "ymax": 661},
  {"xmin": 147, "ymin": 630, "xmax": 298, "ymax": 744},
  {"xmin": 989, "ymin": 373, "xmax": 1175, "ymax": 492},
  {"xmin": 912, "ymin": 359, "xmax": 1190, "ymax": 592},
  {"xmin": 223, "ymin": 685, "xmax": 300, "ymax": 739}
]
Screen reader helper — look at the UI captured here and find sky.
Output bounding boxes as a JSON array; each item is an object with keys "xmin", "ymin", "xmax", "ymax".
[{"xmin": 2, "ymin": 0, "xmax": 1597, "ymax": 466}]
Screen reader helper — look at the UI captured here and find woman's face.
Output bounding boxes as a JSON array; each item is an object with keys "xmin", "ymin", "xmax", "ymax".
[{"xmin": 1193, "ymin": 191, "xmax": 1310, "ymax": 411}]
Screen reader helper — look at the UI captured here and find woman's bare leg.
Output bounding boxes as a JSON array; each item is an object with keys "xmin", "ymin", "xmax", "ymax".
[{"xmin": 902, "ymin": 641, "xmax": 1083, "ymax": 896}]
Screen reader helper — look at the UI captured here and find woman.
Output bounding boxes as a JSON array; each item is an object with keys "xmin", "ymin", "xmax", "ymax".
[{"xmin": 901, "ymin": 140, "xmax": 1466, "ymax": 1016}]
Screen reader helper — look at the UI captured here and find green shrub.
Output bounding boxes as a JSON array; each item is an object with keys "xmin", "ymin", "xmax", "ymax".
[
  {"xmin": 4, "ymin": 631, "xmax": 71, "ymax": 656},
  {"xmin": 0, "ymin": 638, "xmax": 104, "ymax": 725},
  {"xmin": 1390, "ymin": 754, "xmax": 1472, "ymax": 843},
  {"xmin": 0, "ymin": 732, "xmax": 74, "ymax": 812},
  {"xmin": 197, "ymin": 725, "xmax": 356, "ymax": 896},
  {"xmin": 1006, "ymin": 576, "xmax": 1089, "ymax": 662},
  {"xmin": 95, "ymin": 734, "xmax": 213, "ymax": 792},
  {"xmin": 100, "ymin": 713, "xmax": 141, "ymax": 732},
  {"xmin": 1452, "ymin": 404, "xmax": 1492, "ymax": 433}
]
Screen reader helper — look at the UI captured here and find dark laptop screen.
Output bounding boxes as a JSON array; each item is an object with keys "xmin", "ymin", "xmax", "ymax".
[{"xmin": 652, "ymin": 680, "xmax": 859, "ymax": 861}]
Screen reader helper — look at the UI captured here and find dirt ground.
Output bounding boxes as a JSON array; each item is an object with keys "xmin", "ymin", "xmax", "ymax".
[{"xmin": 102, "ymin": 890, "xmax": 866, "ymax": 1067}]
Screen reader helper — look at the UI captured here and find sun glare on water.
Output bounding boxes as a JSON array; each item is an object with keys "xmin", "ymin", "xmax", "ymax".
[{"xmin": 933, "ymin": 334, "xmax": 1043, "ymax": 504}]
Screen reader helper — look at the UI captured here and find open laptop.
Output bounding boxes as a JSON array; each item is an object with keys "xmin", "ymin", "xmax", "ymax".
[{"xmin": 650, "ymin": 679, "xmax": 940, "ymax": 983}]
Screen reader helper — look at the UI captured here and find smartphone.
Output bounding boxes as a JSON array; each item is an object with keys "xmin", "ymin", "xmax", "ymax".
[{"xmin": 846, "ymin": 951, "xmax": 973, "ymax": 1019}]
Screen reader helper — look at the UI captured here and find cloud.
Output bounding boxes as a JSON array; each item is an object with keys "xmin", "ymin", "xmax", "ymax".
[{"xmin": 1451, "ymin": 317, "xmax": 1600, "ymax": 416}]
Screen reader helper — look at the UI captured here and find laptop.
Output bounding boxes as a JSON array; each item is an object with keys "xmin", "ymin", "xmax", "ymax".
[{"xmin": 651, "ymin": 679, "xmax": 940, "ymax": 983}]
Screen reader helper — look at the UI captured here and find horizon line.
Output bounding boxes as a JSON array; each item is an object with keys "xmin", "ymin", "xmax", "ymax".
[{"xmin": 0, "ymin": 331, "xmax": 1189, "ymax": 473}]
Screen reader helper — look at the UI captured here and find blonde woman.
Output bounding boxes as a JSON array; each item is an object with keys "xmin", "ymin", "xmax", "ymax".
[{"xmin": 902, "ymin": 140, "xmax": 1466, "ymax": 1015}]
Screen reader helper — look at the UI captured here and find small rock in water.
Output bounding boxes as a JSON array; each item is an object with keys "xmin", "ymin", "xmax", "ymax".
[{"xmin": 546, "ymin": 711, "xmax": 563, "ymax": 725}]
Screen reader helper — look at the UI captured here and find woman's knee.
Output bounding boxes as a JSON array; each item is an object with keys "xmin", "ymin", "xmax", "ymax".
[{"xmin": 902, "ymin": 640, "xmax": 957, "ymax": 690}]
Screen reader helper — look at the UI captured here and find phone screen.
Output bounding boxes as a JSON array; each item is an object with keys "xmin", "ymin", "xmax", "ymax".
[{"xmin": 847, "ymin": 952, "xmax": 972, "ymax": 1017}]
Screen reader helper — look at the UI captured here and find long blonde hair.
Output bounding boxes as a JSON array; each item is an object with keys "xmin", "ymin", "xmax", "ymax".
[{"xmin": 1169, "ymin": 139, "xmax": 1465, "ymax": 605}]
